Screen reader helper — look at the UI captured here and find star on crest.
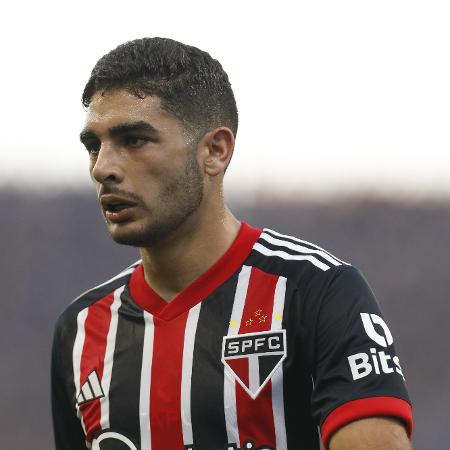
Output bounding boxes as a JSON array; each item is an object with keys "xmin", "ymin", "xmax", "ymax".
[{"xmin": 245, "ymin": 318, "xmax": 254, "ymax": 326}]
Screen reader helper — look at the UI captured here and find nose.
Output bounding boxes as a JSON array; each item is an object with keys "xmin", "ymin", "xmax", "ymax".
[{"xmin": 90, "ymin": 142, "xmax": 123, "ymax": 184}]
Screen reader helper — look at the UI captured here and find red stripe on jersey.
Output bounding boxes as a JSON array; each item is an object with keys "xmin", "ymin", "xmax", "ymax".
[
  {"xmin": 78, "ymin": 293, "xmax": 114, "ymax": 441},
  {"xmin": 321, "ymin": 396, "xmax": 414, "ymax": 449},
  {"xmin": 236, "ymin": 268, "xmax": 279, "ymax": 448},
  {"xmin": 150, "ymin": 313, "xmax": 190, "ymax": 450}
]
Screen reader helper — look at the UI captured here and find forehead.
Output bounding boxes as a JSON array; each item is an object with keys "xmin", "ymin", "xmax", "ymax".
[{"xmin": 84, "ymin": 89, "xmax": 176, "ymax": 132}]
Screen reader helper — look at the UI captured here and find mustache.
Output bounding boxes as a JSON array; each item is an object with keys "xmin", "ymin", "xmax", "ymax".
[{"xmin": 98, "ymin": 186, "xmax": 142, "ymax": 204}]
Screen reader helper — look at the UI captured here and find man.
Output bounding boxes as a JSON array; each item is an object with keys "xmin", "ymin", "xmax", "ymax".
[{"xmin": 51, "ymin": 37, "xmax": 413, "ymax": 450}]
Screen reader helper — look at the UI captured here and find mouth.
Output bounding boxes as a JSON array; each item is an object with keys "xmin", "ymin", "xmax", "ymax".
[
  {"xmin": 104, "ymin": 202, "xmax": 134, "ymax": 213},
  {"xmin": 101, "ymin": 195, "xmax": 138, "ymax": 223}
]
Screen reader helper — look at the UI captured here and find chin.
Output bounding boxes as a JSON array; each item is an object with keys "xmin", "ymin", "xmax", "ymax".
[
  {"xmin": 107, "ymin": 221, "xmax": 171, "ymax": 248},
  {"xmin": 106, "ymin": 221, "xmax": 143, "ymax": 247},
  {"xmin": 108, "ymin": 228, "xmax": 148, "ymax": 247}
]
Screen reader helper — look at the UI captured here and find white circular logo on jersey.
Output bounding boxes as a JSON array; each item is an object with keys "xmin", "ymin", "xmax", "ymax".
[{"xmin": 91, "ymin": 431, "xmax": 138, "ymax": 450}]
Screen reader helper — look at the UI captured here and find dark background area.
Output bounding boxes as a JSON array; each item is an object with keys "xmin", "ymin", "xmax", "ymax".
[{"xmin": 1, "ymin": 189, "xmax": 448, "ymax": 449}]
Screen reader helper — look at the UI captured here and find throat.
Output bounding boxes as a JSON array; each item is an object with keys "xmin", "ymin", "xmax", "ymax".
[
  {"xmin": 140, "ymin": 255, "xmax": 203, "ymax": 303},
  {"xmin": 138, "ymin": 213, "xmax": 241, "ymax": 303},
  {"xmin": 152, "ymin": 286, "xmax": 180, "ymax": 303}
]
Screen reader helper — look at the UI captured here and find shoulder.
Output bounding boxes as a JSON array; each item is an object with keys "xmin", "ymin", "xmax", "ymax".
[
  {"xmin": 53, "ymin": 259, "xmax": 141, "ymax": 339},
  {"xmin": 248, "ymin": 226, "xmax": 354, "ymax": 288},
  {"xmin": 246, "ymin": 227, "xmax": 378, "ymax": 325}
]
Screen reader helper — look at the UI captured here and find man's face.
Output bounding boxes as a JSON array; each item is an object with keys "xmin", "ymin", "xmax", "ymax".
[{"xmin": 80, "ymin": 89, "xmax": 204, "ymax": 247}]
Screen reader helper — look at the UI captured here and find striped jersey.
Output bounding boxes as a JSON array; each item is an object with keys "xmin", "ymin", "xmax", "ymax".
[{"xmin": 51, "ymin": 223, "xmax": 413, "ymax": 450}]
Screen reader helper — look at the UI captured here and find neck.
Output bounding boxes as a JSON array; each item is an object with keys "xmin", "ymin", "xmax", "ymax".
[{"xmin": 139, "ymin": 205, "xmax": 240, "ymax": 302}]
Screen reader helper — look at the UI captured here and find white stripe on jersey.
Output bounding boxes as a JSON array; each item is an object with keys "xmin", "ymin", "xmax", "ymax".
[
  {"xmin": 227, "ymin": 265, "xmax": 252, "ymax": 336},
  {"xmin": 73, "ymin": 308, "xmax": 89, "ymax": 434},
  {"xmin": 260, "ymin": 232, "xmax": 342, "ymax": 267},
  {"xmin": 139, "ymin": 311, "xmax": 155, "ymax": 450},
  {"xmin": 253, "ymin": 242, "xmax": 331, "ymax": 271},
  {"xmin": 224, "ymin": 265, "xmax": 252, "ymax": 445},
  {"xmin": 181, "ymin": 303, "xmax": 202, "ymax": 447},
  {"xmin": 271, "ymin": 276, "xmax": 288, "ymax": 450},
  {"xmin": 99, "ymin": 286, "xmax": 123, "ymax": 430},
  {"xmin": 264, "ymin": 228, "xmax": 350, "ymax": 265}
]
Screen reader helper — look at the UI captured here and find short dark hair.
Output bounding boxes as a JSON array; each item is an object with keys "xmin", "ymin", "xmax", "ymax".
[{"xmin": 82, "ymin": 37, "xmax": 238, "ymax": 139}]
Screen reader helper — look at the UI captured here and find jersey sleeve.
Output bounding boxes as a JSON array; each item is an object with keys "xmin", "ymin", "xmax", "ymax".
[
  {"xmin": 51, "ymin": 318, "xmax": 87, "ymax": 450},
  {"xmin": 309, "ymin": 265, "xmax": 413, "ymax": 448}
]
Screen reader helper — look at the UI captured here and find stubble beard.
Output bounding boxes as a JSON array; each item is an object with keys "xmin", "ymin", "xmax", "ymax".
[{"xmin": 110, "ymin": 149, "xmax": 204, "ymax": 248}]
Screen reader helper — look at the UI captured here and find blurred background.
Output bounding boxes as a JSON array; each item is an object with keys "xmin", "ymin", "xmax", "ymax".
[{"xmin": 1, "ymin": 1, "xmax": 449, "ymax": 449}]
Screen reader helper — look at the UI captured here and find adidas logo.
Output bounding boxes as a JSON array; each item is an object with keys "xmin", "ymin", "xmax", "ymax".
[{"xmin": 77, "ymin": 370, "xmax": 105, "ymax": 405}]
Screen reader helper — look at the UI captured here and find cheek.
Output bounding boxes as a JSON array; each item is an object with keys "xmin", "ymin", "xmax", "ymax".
[
  {"xmin": 138, "ymin": 155, "xmax": 182, "ymax": 181},
  {"xmin": 134, "ymin": 168, "xmax": 167, "ymax": 199}
]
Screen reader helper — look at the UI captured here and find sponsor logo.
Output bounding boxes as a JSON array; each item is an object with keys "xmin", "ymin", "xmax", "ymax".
[
  {"xmin": 92, "ymin": 432, "xmax": 272, "ymax": 450},
  {"xmin": 186, "ymin": 441, "xmax": 274, "ymax": 450},
  {"xmin": 76, "ymin": 370, "xmax": 104, "ymax": 405},
  {"xmin": 348, "ymin": 313, "xmax": 404, "ymax": 380},
  {"xmin": 222, "ymin": 330, "xmax": 286, "ymax": 399},
  {"xmin": 92, "ymin": 431, "xmax": 137, "ymax": 450},
  {"xmin": 360, "ymin": 313, "xmax": 393, "ymax": 347}
]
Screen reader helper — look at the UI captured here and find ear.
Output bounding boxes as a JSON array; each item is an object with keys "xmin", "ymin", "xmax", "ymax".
[{"xmin": 200, "ymin": 127, "xmax": 235, "ymax": 176}]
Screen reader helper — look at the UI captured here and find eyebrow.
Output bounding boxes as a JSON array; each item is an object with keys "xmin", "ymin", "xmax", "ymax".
[{"xmin": 79, "ymin": 121, "xmax": 158, "ymax": 143}]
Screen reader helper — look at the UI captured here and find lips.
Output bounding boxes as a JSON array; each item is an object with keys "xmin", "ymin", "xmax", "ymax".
[{"xmin": 100, "ymin": 195, "xmax": 138, "ymax": 223}]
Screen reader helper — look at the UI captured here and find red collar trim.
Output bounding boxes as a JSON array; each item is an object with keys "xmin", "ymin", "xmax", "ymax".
[{"xmin": 128, "ymin": 222, "xmax": 262, "ymax": 321}]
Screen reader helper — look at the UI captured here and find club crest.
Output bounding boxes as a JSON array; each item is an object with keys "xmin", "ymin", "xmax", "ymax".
[{"xmin": 222, "ymin": 330, "xmax": 286, "ymax": 399}]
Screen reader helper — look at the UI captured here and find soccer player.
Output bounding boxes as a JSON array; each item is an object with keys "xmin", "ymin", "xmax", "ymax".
[{"xmin": 51, "ymin": 38, "xmax": 413, "ymax": 450}]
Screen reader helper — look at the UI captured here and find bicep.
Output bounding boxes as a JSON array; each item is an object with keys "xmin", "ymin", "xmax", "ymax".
[{"xmin": 329, "ymin": 417, "xmax": 411, "ymax": 450}]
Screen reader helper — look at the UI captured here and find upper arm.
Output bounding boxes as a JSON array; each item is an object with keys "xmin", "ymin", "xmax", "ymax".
[
  {"xmin": 307, "ymin": 266, "xmax": 413, "ymax": 448},
  {"xmin": 329, "ymin": 417, "xmax": 411, "ymax": 450}
]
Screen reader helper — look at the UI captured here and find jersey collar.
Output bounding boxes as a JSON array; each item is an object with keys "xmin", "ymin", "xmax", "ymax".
[{"xmin": 128, "ymin": 222, "xmax": 262, "ymax": 321}]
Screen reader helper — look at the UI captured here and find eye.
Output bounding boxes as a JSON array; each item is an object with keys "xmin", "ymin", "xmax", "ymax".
[
  {"xmin": 123, "ymin": 135, "xmax": 150, "ymax": 148},
  {"xmin": 83, "ymin": 139, "xmax": 101, "ymax": 155}
]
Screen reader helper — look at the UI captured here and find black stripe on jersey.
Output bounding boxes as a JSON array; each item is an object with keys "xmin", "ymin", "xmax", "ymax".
[
  {"xmin": 52, "ymin": 311, "xmax": 88, "ymax": 450},
  {"xmin": 282, "ymin": 277, "xmax": 321, "ymax": 450},
  {"xmin": 190, "ymin": 273, "xmax": 239, "ymax": 450},
  {"xmin": 108, "ymin": 286, "xmax": 146, "ymax": 448},
  {"xmin": 262, "ymin": 229, "xmax": 348, "ymax": 265}
]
